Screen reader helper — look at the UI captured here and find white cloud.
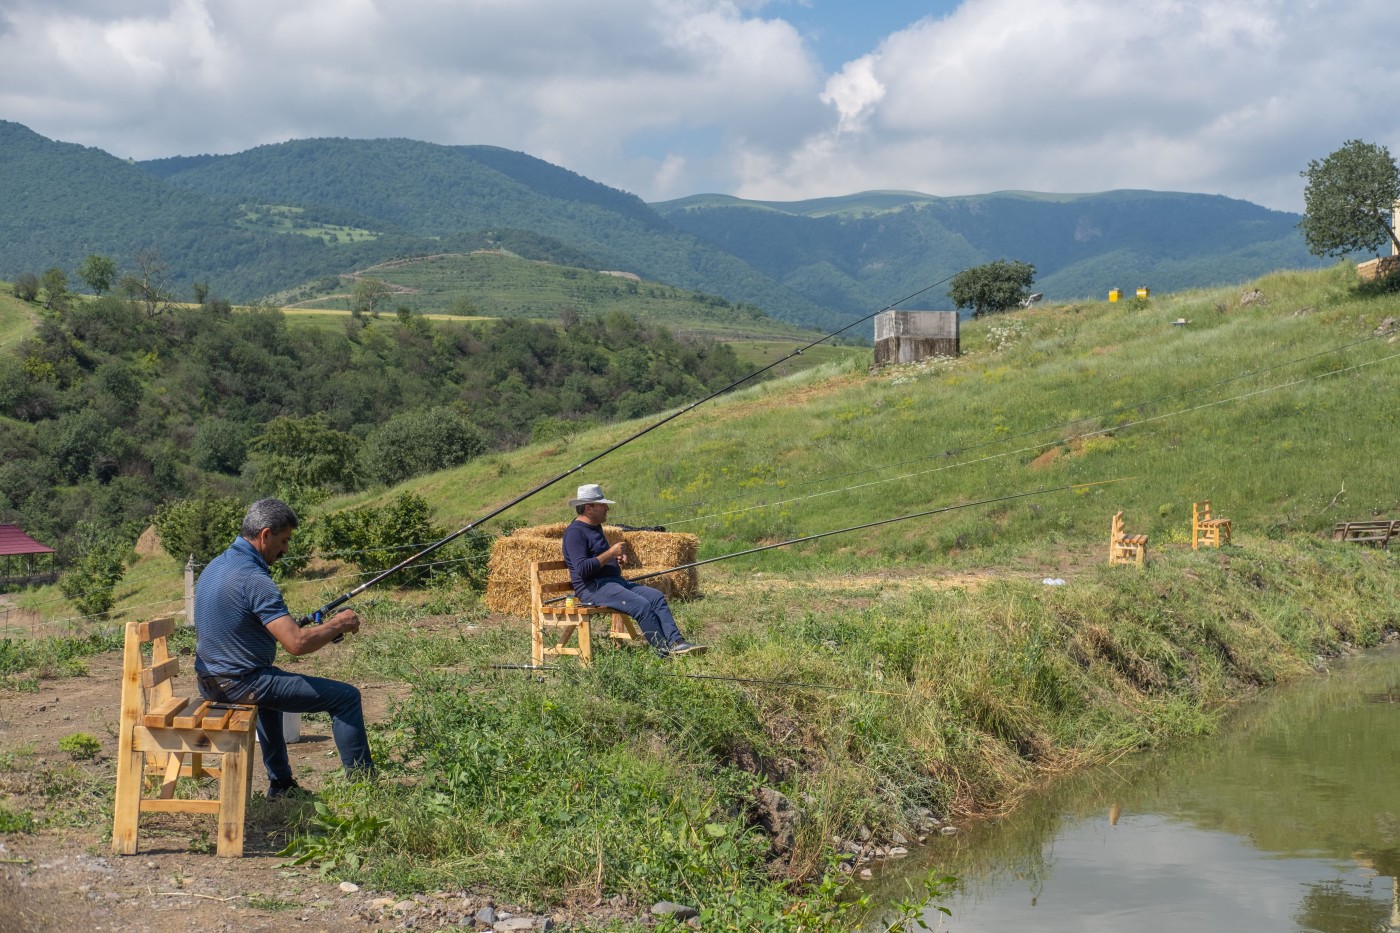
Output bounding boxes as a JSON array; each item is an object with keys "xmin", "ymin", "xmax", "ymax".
[
  {"xmin": 0, "ymin": 0, "xmax": 823, "ymax": 198},
  {"xmin": 741, "ymin": 0, "xmax": 1400, "ymax": 210},
  {"xmin": 0, "ymin": 0, "xmax": 1396, "ymax": 209}
]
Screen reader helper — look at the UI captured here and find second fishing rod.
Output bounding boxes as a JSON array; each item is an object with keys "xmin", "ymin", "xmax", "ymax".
[{"xmin": 297, "ymin": 272, "xmax": 965, "ymax": 629}]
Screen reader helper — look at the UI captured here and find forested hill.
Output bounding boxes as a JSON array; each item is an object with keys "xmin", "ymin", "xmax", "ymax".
[
  {"xmin": 652, "ymin": 190, "xmax": 1329, "ymax": 314},
  {"xmin": 0, "ymin": 122, "xmax": 831, "ymax": 327},
  {"xmin": 138, "ymin": 137, "xmax": 836, "ymax": 327},
  {"xmin": 1, "ymin": 119, "xmax": 1331, "ymax": 329},
  {"xmin": 0, "ymin": 120, "xmax": 484, "ymax": 302}
]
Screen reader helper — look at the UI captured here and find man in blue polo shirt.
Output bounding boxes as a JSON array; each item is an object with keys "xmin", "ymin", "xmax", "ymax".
[
  {"xmin": 561, "ymin": 483, "xmax": 705, "ymax": 658},
  {"xmin": 194, "ymin": 498, "xmax": 373, "ymax": 799}
]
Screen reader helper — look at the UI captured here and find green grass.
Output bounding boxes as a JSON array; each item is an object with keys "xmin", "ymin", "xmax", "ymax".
[
  {"xmin": 281, "ymin": 251, "xmax": 822, "ymax": 340},
  {"xmin": 11, "ymin": 263, "xmax": 1400, "ymax": 930},
  {"xmin": 340, "ymin": 263, "xmax": 1397, "ymax": 571},
  {"xmin": 237, "ymin": 204, "xmax": 381, "ymax": 244},
  {"xmin": 0, "ymin": 281, "xmax": 37, "ymax": 350}
]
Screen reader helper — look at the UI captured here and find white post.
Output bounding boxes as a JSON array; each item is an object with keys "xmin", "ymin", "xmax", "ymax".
[
  {"xmin": 183, "ymin": 555, "xmax": 195, "ymax": 626},
  {"xmin": 1392, "ymin": 199, "xmax": 1399, "ymax": 256}
]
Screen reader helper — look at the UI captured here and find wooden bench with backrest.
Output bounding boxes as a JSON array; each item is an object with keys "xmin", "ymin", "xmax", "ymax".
[
  {"xmin": 1331, "ymin": 520, "xmax": 1400, "ymax": 549},
  {"xmin": 112, "ymin": 616, "xmax": 258, "ymax": 858},
  {"xmin": 530, "ymin": 559, "xmax": 642, "ymax": 667},
  {"xmin": 1192, "ymin": 500, "xmax": 1232, "ymax": 550},
  {"xmin": 1108, "ymin": 511, "xmax": 1148, "ymax": 567}
]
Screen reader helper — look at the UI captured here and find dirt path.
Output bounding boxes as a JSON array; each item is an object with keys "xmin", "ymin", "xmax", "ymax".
[{"xmin": 0, "ymin": 652, "xmax": 565, "ymax": 932}]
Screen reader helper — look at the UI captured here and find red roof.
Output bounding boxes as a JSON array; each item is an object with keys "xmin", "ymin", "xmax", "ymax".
[{"xmin": 0, "ymin": 525, "xmax": 56, "ymax": 556}]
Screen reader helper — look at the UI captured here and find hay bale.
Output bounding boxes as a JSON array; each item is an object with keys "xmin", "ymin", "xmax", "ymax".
[
  {"xmin": 135, "ymin": 525, "xmax": 163, "ymax": 558},
  {"xmin": 485, "ymin": 523, "xmax": 699, "ymax": 617}
]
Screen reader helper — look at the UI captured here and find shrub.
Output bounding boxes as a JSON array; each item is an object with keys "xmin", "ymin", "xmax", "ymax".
[
  {"xmin": 58, "ymin": 732, "xmax": 101, "ymax": 760},
  {"xmin": 152, "ymin": 495, "xmax": 244, "ymax": 566},
  {"xmin": 58, "ymin": 524, "xmax": 132, "ymax": 619},
  {"xmin": 12, "ymin": 272, "xmax": 40, "ymax": 302},
  {"xmin": 359, "ymin": 406, "xmax": 485, "ymax": 487}
]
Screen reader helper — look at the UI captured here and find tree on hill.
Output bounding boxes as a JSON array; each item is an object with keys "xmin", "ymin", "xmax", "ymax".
[
  {"xmin": 1299, "ymin": 139, "xmax": 1400, "ymax": 258},
  {"xmin": 948, "ymin": 260, "xmax": 1037, "ymax": 317},
  {"xmin": 77, "ymin": 254, "xmax": 117, "ymax": 295},
  {"xmin": 119, "ymin": 248, "xmax": 176, "ymax": 317},
  {"xmin": 13, "ymin": 272, "xmax": 39, "ymax": 302},
  {"xmin": 40, "ymin": 267, "xmax": 70, "ymax": 311},
  {"xmin": 352, "ymin": 276, "xmax": 393, "ymax": 315}
]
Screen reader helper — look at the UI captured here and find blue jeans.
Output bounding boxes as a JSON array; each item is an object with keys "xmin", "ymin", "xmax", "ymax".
[
  {"xmin": 199, "ymin": 667, "xmax": 373, "ymax": 786},
  {"xmin": 579, "ymin": 578, "xmax": 684, "ymax": 650}
]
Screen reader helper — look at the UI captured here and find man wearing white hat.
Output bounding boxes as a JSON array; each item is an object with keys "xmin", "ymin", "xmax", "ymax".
[{"xmin": 561, "ymin": 483, "xmax": 705, "ymax": 657}]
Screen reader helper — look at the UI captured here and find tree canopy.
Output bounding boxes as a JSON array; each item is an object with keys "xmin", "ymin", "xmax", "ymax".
[
  {"xmin": 947, "ymin": 260, "xmax": 1036, "ymax": 317},
  {"xmin": 1299, "ymin": 139, "xmax": 1400, "ymax": 258}
]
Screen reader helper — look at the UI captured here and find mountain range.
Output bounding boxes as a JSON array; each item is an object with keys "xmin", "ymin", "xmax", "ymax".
[{"xmin": 0, "ymin": 120, "xmax": 1329, "ymax": 329}]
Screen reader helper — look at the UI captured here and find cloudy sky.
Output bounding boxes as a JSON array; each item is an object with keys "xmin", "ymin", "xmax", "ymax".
[{"xmin": 2, "ymin": 0, "xmax": 1396, "ymax": 212}]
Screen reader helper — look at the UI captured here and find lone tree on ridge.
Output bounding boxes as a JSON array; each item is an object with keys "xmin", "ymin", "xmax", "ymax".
[
  {"xmin": 1299, "ymin": 139, "xmax": 1400, "ymax": 258},
  {"xmin": 948, "ymin": 259, "xmax": 1036, "ymax": 318}
]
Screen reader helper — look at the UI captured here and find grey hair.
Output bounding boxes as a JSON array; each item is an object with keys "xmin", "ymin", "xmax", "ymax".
[{"xmin": 240, "ymin": 498, "xmax": 299, "ymax": 539}]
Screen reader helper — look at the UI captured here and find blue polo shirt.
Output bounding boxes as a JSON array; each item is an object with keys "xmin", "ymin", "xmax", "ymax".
[{"xmin": 193, "ymin": 536, "xmax": 292, "ymax": 677}]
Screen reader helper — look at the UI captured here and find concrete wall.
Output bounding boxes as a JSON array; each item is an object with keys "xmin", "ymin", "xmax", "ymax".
[{"xmin": 873, "ymin": 310, "xmax": 959, "ymax": 366}]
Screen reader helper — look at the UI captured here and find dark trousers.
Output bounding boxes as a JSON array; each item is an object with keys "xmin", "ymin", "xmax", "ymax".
[
  {"xmin": 579, "ymin": 578, "xmax": 684, "ymax": 650},
  {"xmin": 199, "ymin": 667, "xmax": 373, "ymax": 786}
]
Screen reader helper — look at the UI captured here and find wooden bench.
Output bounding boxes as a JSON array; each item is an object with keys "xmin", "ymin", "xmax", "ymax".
[
  {"xmin": 1109, "ymin": 511, "xmax": 1148, "ymax": 567},
  {"xmin": 1331, "ymin": 520, "xmax": 1400, "ymax": 549},
  {"xmin": 1192, "ymin": 500, "xmax": 1232, "ymax": 550},
  {"xmin": 112, "ymin": 616, "xmax": 258, "ymax": 858},
  {"xmin": 530, "ymin": 559, "xmax": 642, "ymax": 667}
]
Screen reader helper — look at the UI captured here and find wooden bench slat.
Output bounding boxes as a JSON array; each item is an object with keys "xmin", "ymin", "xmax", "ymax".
[
  {"xmin": 141, "ymin": 798, "xmax": 221, "ymax": 814},
  {"xmin": 142, "ymin": 696, "xmax": 191, "ymax": 728},
  {"xmin": 172, "ymin": 700, "xmax": 213, "ymax": 730},
  {"xmin": 137, "ymin": 617, "xmax": 178, "ymax": 642},
  {"xmin": 141, "ymin": 657, "xmax": 181, "ymax": 689}
]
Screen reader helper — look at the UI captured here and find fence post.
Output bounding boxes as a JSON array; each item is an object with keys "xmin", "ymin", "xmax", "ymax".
[{"xmin": 184, "ymin": 555, "xmax": 195, "ymax": 626}]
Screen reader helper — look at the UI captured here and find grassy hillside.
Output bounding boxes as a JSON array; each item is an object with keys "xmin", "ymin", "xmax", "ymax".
[
  {"xmin": 0, "ymin": 281, "xmax": 36, "ymax": 350},
  {"xmin": 655, "ymin": 189, "xmax": 1331, "ymax": 314},
  {"xmin": 140, "ymin": 137, "xmax": 838, "ymax": 327},
  {"xmin": 280, "ymin": 250, "xmax": 820, "ymax": 340},
  {"xmin": 330, "ymin": 265, "xmax": 1397, "ymax": 568},
  {"xmin": 6, "ymin": 265, "xmax": 1398, "ymax": 931}
]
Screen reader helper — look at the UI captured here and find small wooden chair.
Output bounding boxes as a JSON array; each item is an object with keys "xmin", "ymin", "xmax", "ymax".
[
  {"xmin": 530, "ymin": 560, "xmax": 641, "ymax": 667},
  {"xmin": 1108, "ymin": 511, "xmax": 1148, "ymax": 567},
  {"xmin": 112, "ymin": 616, "xmax": 258, "ymax": 858},
  {"xmin": 1192, "ymin": 500, "xmax": 1232, "ymax": 550}
]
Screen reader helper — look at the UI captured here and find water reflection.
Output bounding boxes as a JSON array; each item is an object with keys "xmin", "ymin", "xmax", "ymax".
[{"xmin": 867, "ymin": 646, "xmax": 1400, "ymax": 932}]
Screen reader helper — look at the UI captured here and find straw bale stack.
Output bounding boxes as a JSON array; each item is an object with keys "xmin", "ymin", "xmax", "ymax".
[
  {"xmin": 486, "ymin": 522, "xmax": 699, "ymax": 617},
  {"xmin": 135, "ymin": 525, "xmax": 163, "ymax": 558}
]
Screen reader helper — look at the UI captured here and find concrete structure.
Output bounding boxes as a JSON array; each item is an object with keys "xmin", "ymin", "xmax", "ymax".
[{"xmin": 874, "ymin": 310, "xmax": 959, "ymax": 366}]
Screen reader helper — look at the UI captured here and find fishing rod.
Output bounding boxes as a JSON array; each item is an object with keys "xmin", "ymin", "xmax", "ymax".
[
  {"xmin": 543, "ymin": 477, "xmax": 1131, "ymax": 606},
  {"xmin": 297, "ymin": 273, "xmax": 964, "ymax": 628}
]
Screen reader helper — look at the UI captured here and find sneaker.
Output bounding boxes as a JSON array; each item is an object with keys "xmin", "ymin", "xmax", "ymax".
[
  {"xmin": 267, "ymin": 780, "xmax": 313, "ymax": 800},
  {"xmin": 667, "ymin": 640, "xmax": 708, "ymax": 656}
]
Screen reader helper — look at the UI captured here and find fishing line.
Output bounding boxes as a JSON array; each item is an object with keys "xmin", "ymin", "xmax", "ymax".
[
  {"xmin": 638, "ymin": 329, "xmax": 1395, "ymax": 525},
  {"xmin": 296, "ymin": 273, "xmax": 964, "ymax": 627},
  {"xmin": 653, "ymin": 347, "xmax": 1400, "ymax": 530},
  {"xmin": 544, "ymin": 477, "xmax": 1130, "ymax": 606}
]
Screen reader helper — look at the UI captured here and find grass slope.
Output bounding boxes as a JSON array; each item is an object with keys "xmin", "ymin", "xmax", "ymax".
[
  {"xmin": 6, "ymin": 265, "xmax": 1399, "ymax": 930},
  {"xmin": 281, "ymin": 250, "xmax": 822, "ymax": 341}
]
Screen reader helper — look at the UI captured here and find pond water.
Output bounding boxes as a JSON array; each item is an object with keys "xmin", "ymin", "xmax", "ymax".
[{"xmin": 870, "ymin": 643, "xmax": 1400, "ymax": 932}]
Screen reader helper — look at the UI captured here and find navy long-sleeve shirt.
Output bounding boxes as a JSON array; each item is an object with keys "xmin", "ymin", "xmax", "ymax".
[{"xmin": 562, "ymin": 519, "xmax": 621, "ymax": 593}]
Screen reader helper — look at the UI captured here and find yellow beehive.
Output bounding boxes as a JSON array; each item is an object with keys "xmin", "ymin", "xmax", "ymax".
[{"xmin": 1108, "ymin": 288, "xmax": 1121, "ymax": 302}]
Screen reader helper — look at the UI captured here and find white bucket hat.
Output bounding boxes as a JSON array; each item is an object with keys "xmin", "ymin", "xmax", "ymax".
[{"xmin": 568, "ymin": 483, "xmax": 616, "ymax": 507}]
